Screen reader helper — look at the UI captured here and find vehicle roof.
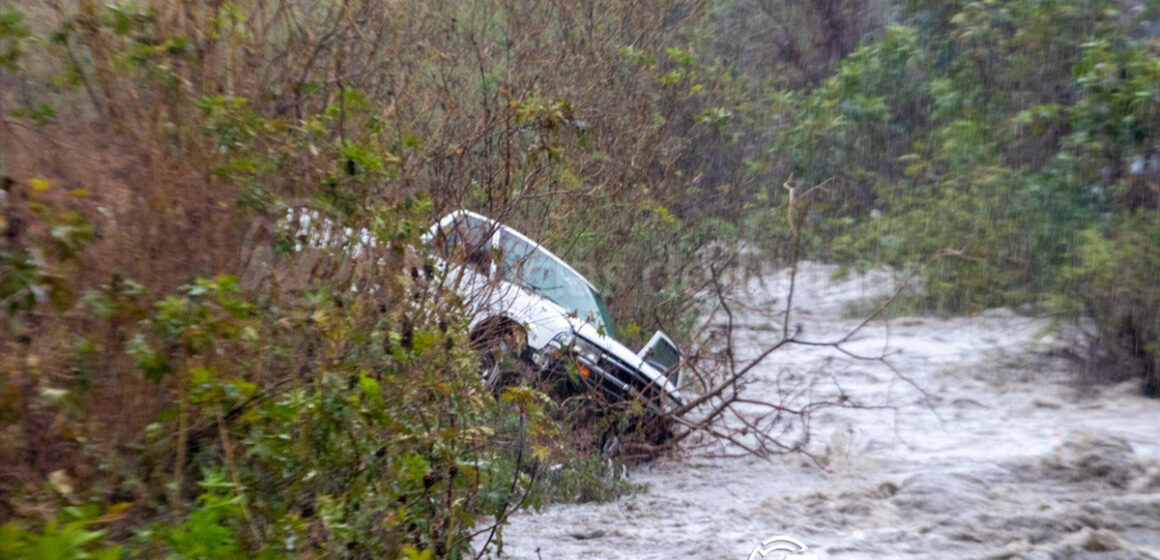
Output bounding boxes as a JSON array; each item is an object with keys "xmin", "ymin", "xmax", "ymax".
[{"xmin": 434, "ymin": 209, "xmax": 599, "ymax": 293}]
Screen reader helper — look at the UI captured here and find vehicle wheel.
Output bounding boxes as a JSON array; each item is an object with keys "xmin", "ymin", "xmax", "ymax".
[{"xmin": 472, "ymin": 323, "xmax": 531, "ymax": 394}]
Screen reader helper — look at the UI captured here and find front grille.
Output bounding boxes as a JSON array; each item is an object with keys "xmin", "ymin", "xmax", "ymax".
[
  {"xmin": 541, "ymin": 339, "xmax": 669, "ymax": 411},
  {"xmin": 596, "ymin": 354, "xmax": 666, "ymax": 409}
]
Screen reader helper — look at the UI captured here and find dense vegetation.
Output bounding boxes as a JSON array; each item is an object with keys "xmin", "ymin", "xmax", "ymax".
[
  {"xmin": 2, "ymin": 0, "xmax": 1159, "ymax": 557},
  {"xmin": 781, "ymin": 0, "xmax": 1160, "ymax": 392}
]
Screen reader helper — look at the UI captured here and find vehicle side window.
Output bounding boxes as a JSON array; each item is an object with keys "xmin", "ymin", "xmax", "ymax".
[
  {"xmin": 496, "ymin": 232, "xmax": 536, "ymax": 282},
  {"xmin": 497, "ymin": 232, "xmax": 564, "ymax": 293}
]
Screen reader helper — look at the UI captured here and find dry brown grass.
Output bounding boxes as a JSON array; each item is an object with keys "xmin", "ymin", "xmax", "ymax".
[{"xmin": 1, "ymin": 114, "xmax": 252, "ymax": 509}]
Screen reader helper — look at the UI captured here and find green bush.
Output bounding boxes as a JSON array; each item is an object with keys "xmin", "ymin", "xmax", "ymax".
[
  {"xmin": 0, "ymin": 505, "xmax": 123, "ymax": 560},
  {"xmin": 768, "ymin": 0, "xmax": 1160, "ymax": 387},
  {"xmin": 1068, "ymin": 216, "xmax": 1160, "ymax": 395}
]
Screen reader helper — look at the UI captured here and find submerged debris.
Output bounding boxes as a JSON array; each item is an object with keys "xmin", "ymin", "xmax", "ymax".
[{"xmin": 1043, "ymin": 430, "xmax": 1142, "ymax": 489}]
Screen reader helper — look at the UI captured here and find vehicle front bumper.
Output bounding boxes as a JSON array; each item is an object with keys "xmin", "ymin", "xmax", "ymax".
[{"xmin": 533, "ymin": 334, "xmax": 684, "ymax": 414}]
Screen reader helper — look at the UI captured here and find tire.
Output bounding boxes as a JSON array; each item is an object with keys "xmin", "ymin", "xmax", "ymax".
[{"xmin": 472, "ymin": 322, "xmax": 531, "ymax": 394}]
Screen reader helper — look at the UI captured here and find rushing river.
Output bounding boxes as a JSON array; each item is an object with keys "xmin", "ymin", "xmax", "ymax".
[{"xmin": 483, "ymin": 262, "xmax": 1160, "ymax": 559}]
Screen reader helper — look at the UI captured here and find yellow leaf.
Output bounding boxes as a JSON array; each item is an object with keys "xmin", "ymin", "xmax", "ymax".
[
  {"xmin": 107, "ymin": 502, "xmax": 133, "ymax": 516},
  {"xmin": 30, "ymin": 178, "xmax": 51, "ymax": 191},
  {"xmin": 402, "ymin": 546, "xmax": 434, "ymax": 560}
]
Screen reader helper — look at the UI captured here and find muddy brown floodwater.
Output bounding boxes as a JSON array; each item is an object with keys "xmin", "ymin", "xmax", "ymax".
[{"xmin": 478, "ymin": 263, "xmax": 1160, "ymax": 559}]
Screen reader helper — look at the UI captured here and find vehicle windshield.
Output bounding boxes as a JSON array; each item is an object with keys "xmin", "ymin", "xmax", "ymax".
[{"xmin": 497, "ymin": 231, "xmax": 615, "ymax": 336}]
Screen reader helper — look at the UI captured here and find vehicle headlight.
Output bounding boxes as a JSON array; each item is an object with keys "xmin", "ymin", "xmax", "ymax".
[{"xmin": 550, "ymin": 333, "xmax": 603, "ymax": 364}]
